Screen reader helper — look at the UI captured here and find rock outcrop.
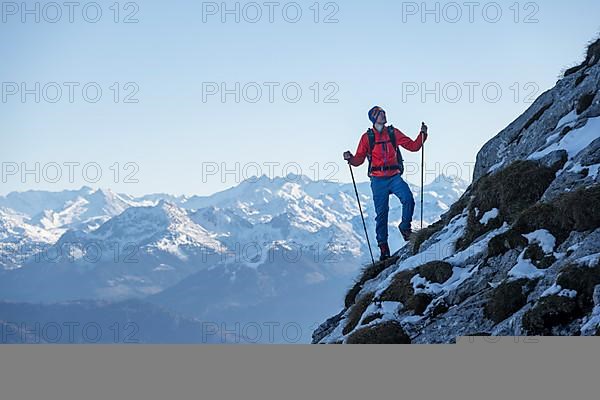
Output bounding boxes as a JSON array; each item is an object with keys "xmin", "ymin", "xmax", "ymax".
[{"xmin": 314, "ymin": 38, "xmax": 600, "ymax": 344}]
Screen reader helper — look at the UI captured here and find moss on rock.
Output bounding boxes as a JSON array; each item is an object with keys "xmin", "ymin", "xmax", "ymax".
[
  {"xmin": 361, "ymin": 313, "xmax": 383, "ymax": 326},
  {"xmin": 417, "ymin": 261, "xmax": 454, "ymax": 284},
  {"xmin": 522, "ymin": 262, "xmax": 600, "ymax": 335},
  {"xmin": 487, "ymin": 229, "xmax": 529, "ymax": 259},
  {"xmin": 556, "ymin": 263, "xmax": 600, "ymax": 313},
  {"xmin": 375, "ymin": 261, "xmax": 453, "ymax": 316},
  {"xmin": 344, "ymin": 255, "xmax": 399, "ymax": 308},
  {"xmin": 379, "ymin": 270, "xmax": 416, "ymax": 304},
  {"xmin": 457, "ymin": 160, "xmax": 561, "ymax": 251},
  {"xmin": 514, "ymin": 185, "xmax": 600, "ymax": 245},
  {"xmin": 378, "ymin": 269, "xmax": 433, "ymax": 316},
  {"xmin": 412, "ymin": 220, "xmax": 445, "ymax": 254},
  {"xmin": 344, "ymin": 285, "xmax": 362, "ymax": 309},
  {"xmin": 564, "ymin": 38, "xmax": 600, "ymax": 76},
  {"xmin": 576, "ymin": 92, "xmax": 596, "ymax": 115},
  {"xmin": 522, "ymin": 295, "xmax": 579, "ymax": 335},
  {"xmin": 484, "ymin": 278, "xmax": 537, "ymax": 324},
  {"xmin": 343, "ymin": 292, "xmax": 375, "ymax": 335},
  {"xmin": 412, "ymin": 293, "xmax": 434, "ymax": 315},
  {"xmin": 524, "ymin": 243, "xmax": 556, "ymax": 269},
  {"xmin": 346, "ymin": 320, "xmax": 411, "ymax": 344},
  {"xmin": 430, "ymin": 300, "xmax": 449, "ymax": 318}
]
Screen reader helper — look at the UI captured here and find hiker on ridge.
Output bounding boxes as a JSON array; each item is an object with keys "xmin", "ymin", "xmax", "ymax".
[{"xmin": 343, "ymin": 106, "xmax": 428, "ymax": 261}]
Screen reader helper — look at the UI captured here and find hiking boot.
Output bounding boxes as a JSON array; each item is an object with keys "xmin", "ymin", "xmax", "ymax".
[
  {"xmin": 399, "ymin": 226, "xmax": 412, "ymax": 242},
  {"xmin": 378, "ymin": 243, "xmax": 391, "ymax": 262}
]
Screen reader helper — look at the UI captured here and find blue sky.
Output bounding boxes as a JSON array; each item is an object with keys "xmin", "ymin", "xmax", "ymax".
[{"xmin": 2, "ymin": 0, "xmax": 599, "ymax": 196}]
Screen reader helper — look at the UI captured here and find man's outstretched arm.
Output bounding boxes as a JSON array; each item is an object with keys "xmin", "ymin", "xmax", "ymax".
[
  {"xmin": 344, "ymin": 133, "xmax": 369, "ymax": 167},
  {"xmin": 393, "ymin": 126, "xmax": 428, "ymax": 152}
]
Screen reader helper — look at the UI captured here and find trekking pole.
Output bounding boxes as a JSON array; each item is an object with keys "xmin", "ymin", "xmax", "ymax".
[
  {"xmin": 348, "ymin": 164, "xmax": 376, "ymax": 266},
  {"xmin": 420, "ymin": 123, "xmax": 425, "ymax": 230}
]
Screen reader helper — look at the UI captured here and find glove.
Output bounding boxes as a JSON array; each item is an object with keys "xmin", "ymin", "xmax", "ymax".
[
  {"xmin": 343, "ymin": 151, "xmax": 353, "ymax": 162},
  {"xmin": 420, "ymin": 122, "xmax": 428, "ymax": 135}
]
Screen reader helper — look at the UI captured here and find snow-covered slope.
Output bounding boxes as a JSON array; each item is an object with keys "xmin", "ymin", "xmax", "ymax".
[
  {"xmin": 0, "ymin": 186, "xmax": 94, "ymax": 217},
  {"xmin": 32, "ymin": 187, "xmax": 152, "ymax": 233},
  {"xmin": 0, "ymin": 208, "xmax": 56, "ymax": 270},
  {"xmin": 81, "ymin": 200, "xmax": 223, "ymax": 256},
  {"xmin": 0, "ymin": 187, "xmax": 153, "ymax": 270},
  {"xmin": 0, "ymin": 201, "xmax": 226, "ymax": 301},
  {"xmin": 313, "ymin": 38, "xmax": 600, "ymax": 344}
]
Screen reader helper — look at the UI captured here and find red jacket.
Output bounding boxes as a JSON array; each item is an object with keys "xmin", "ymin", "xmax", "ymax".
[{"xmin": 349, "ymin": 126, "xmax": 427, "ymax": 177}]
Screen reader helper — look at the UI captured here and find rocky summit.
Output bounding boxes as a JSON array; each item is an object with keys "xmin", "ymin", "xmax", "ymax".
[{"xmin": 313, "ymin": 38, "xmax": 600, "ymax": 344}]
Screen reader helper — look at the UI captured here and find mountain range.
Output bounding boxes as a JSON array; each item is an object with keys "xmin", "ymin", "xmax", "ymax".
[{"xmin": 0, "ymin": 174, "xmax": 467, "ymax": 343}]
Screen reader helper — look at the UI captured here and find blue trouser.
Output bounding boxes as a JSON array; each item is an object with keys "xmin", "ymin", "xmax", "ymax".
[{"xmin": 370, "ymin": 174, "xmax": 415, "ymax": 245}]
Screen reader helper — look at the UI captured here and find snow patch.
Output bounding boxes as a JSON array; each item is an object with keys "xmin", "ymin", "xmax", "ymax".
[
  {"xmin": 374, "ymin": 213, "xmax": 469, "ymax": 295},
  {"xmin": 568, "ymin": 162, "xmax": 600, "ymax": 180},
  {"xmin": 541, "ymin": 283, "xmax": 562, "ymax": 297},
  {"xmin": 479, "ymin": 208, "xmax": 499, "ymax": 225},
  {"xmin": 374, "ymin": 216, "xmax": 506, "ymax": 302},
  {"xmin": 401, "ymin": 315, "xmax": 425, "ymax": 324},
  {"xmin": 529, "ymin": 116, "xmax": 600, "ymax": 161},
  {"xmin": 414, "ymin": 264, "xmax": 478, "ymax": 298},
  {"xmin": 573, "ymin": 253, "xmax": 600, "ymax": 268},
  {"xmin": 558, "ymin": 289, "xmax": 577, "ymax": 298},
  {"xmin": 447, "ymin": 223, "xmax": 510, "ymax": 266},
  {"xmin": 524, "ymin": 229, "xmax": 556, "ymax": 253},
  {"xmin": 556, "ymin": 109, "xmax": 578, "ymax": 130},
  {"xmin": 380, "ymin": 301, "xmax": 401, "ymax": 316},
  {"xmin": 567, "ymin": 243, "xmax": 581, "ymax": 252},
  {"xmin": 488, "ymin": 159, "xmax": 505, "ymax": 174},
  {"xmin": 581, "ymin": 296, "xmax": 600, "ymax": 336},
  {"xmin": 508, "ymin": 250, "xmax": 546, "ymax": 281}
]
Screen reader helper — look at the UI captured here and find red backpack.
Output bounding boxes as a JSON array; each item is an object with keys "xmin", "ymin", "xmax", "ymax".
[{"xmin": 366, "ymin": 125, "xmax": 405, "ymax": 176}]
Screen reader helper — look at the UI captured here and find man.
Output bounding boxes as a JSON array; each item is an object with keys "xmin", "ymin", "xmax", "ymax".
[{"xmin": 343, "ymin": 106, "xmax": 428, "ymax": 261}]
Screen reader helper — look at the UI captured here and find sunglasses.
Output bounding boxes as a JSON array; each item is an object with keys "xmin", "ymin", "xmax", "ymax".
[{"xmin": 373, "ymin": 108, "xmax": 386, "ymax": 119}]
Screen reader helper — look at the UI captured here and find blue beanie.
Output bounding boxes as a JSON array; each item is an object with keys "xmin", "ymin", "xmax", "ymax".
[{"xmin": 368, "ymin": 106, "xmax": 384, "ymax": 124}]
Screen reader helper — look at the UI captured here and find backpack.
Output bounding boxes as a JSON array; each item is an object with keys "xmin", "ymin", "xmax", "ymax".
[{"xmin": 366, "ymin": 125, "xmax": 405, "ymax": 176}]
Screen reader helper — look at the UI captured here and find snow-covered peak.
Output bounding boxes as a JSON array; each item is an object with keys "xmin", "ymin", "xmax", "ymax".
[
  {"xmin": 1, "ymin": 171, "xmax": 467, "ymax": 273},
  {"xmin": 424, "ymin": 175, "xmax": 470, "ymax": 204},
  {"xmin": 33, "ymin": 187, "xmax": 146, "ymax": 234},
  {"xmin": 0, "ymin": 186, "xmax": 93, "ymax": 217},
  {"xmin": 0, "ymin": 208, "xmax": 57, "ymax": 269},
  {"xmin": 0, "ymin": 208, "xmax": 56, "ymax": 243},
  {"xmin": 429, "ymin": 174, "xmax": 469, "ymax": 189},
  {"xmin": 85, "ymin": 201, "xmax": 223, "ymax": 255}
]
